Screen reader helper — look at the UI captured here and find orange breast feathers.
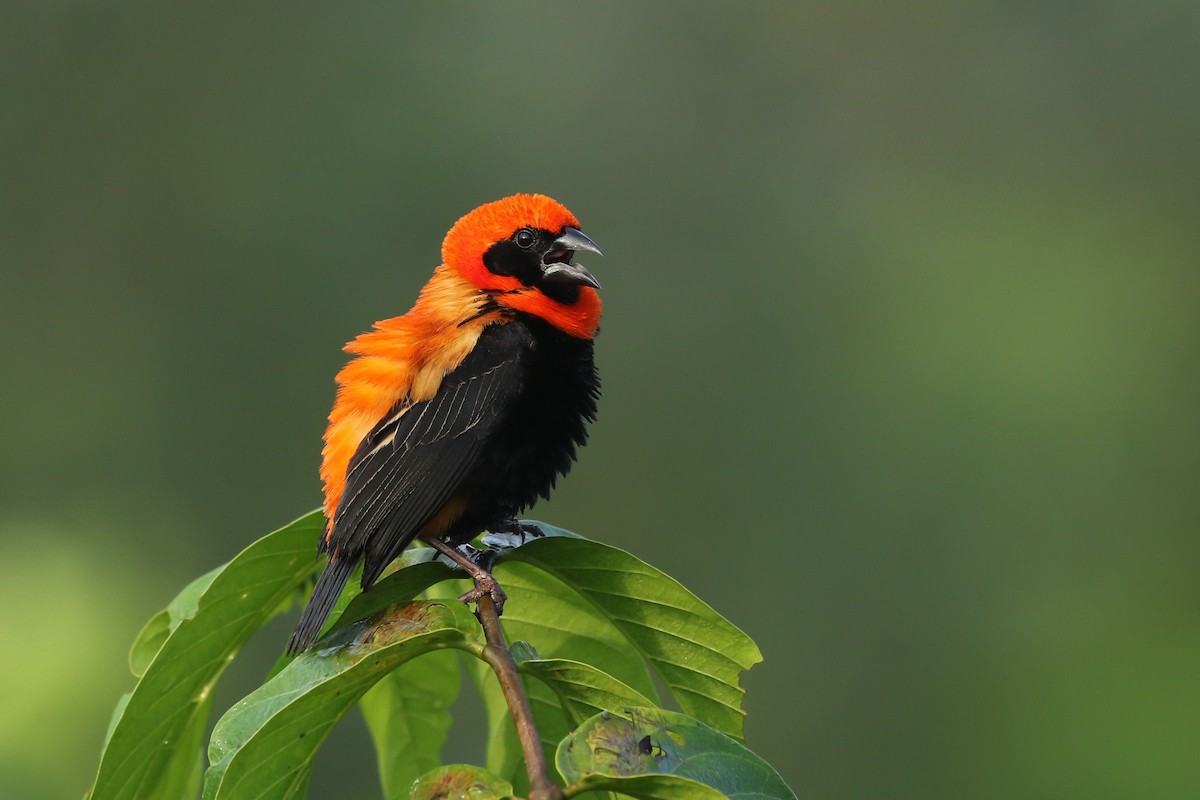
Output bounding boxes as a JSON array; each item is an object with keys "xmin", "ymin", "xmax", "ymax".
[{"xmin": 319, "ymin": 265, "xmax": 497, "ymax": 531}]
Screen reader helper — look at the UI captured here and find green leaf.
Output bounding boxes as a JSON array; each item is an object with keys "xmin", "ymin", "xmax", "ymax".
[
  {"xmin": 128, "ymin": 565, "xmax": 220, "ymax": 678},
  {"xmin": 90, "ymin": 510, "xmax": 325, "ymax": 800},
  {"xmin": 361, "ymin": 648, "xmax": 461, "ymax": 800},
  {"xmin": 336, "ymin": 553, "xmax": 459, "ymax": 627},
  {"xmin": 323, "ymin": 548, "xmax": 463, "ymax": 797},
  {"xmin": 557, "ymin": 707, "xmax": 795, "ymax": 800},
  {"xmin": 203, "ymin": 600, "xmax": 482, "ymax": 800},
  {"xmin": 410, "ymin": 764, "xmax": 514, "ymax": 800},
  {"xmin": 99, "ymin": 693, "xmax": 132, "ymax": 753},
  {"xmin": 572, "ymin": 774, "xmax": 725, "ymax": 800},
  {"xmin": 493, "ymin": 553, "xmax": 660, "ymax": 700},
  {"xmin": 518, "ymin": 658, "xmax": 656, "ymax": 726},
  {"xmin": 127, "ymin": 610, "xmax": 171, "ymax": 679},
  {"xmin": 507, "ymin": 525, "xmax": 762, "ymax": 740}
]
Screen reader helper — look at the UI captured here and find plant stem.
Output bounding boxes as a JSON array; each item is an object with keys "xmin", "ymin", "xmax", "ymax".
[{"xmin": 475, "ymin": 592, "xmax": 563, "ymax": 800}]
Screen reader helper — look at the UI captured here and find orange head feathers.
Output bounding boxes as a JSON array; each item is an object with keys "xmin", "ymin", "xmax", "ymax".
[{"xmin": 442, "ymin": 194, "xmax": 603, "ymax": 339}]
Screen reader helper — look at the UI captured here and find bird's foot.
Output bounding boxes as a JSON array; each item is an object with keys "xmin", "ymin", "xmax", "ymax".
[
  {"xmin": 458, "ymin": 543, "xmax": 499, "ymax": 571},
  {"xmin": 421, "ymin": 536, "xmax": 508, "ymax": 616},
  {"xmin": 458, "ymin": 574, "xmax": 508, "ymax": 616},
  {"xmin": 491, "ymin": 516, "xmax": 546, "ymax": 545}
]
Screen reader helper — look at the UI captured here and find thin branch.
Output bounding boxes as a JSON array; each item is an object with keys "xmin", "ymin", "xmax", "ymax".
[
  {"xmin": 475, "ymin": 592, "xmax": 563, "ymax": 800},
  {"xmin": 424, "ymin": 536, "xmax": 561, "ymax": 799}
]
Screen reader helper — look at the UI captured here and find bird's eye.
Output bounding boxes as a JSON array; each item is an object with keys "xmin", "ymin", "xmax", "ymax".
[{"xmin": 514, "ymin": 228, "xmax": 536, "ymax": 249}]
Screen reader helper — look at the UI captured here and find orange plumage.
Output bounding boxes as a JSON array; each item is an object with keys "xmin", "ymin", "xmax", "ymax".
[
  {"xmin": 320, "ymin": 266, "xmax": 494, "ymax": 531},
  {"xmin": 289, "ymin": 194, "xmax": 604, "ymax": 653}
]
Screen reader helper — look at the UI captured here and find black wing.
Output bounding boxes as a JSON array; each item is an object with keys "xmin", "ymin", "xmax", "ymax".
[{"xmin": 329, "ymin": 322, "xmax": 532, "ymax": 587}]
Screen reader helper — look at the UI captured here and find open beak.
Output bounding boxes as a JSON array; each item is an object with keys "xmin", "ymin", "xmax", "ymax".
[
  {"xmin": 553, "ymin": 227, "xmax": 604, "ymax": 257},
  {"xmin": 541, "ymin": 227, "xmax": 603, "ymax": 290}
]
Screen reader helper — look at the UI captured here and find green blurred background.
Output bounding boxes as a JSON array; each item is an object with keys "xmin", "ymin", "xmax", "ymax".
[{"xmin": 3, "ymin": 3, "xmax": 1198, "ymax": 798}]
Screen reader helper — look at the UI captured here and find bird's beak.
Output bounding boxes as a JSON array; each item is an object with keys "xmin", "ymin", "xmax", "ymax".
[
  {"xmin": 554, "ymin": 227, "xmax": 604, "ymax": 257},
  {"xmin": 542, "ymin": 227, "xmax": 603, "ymax": 290}
]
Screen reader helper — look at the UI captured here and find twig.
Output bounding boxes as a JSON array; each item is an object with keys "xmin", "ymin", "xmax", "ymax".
[
  {"xmin": 475, "ymin": 592, "xmax": 563, "ymax": 800},
  {"xmin": 423, "ymin": 536, "xmax": 561, "ymax": 798}
]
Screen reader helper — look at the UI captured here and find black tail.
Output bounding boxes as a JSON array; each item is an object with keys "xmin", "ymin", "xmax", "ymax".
[{"xmin": 287, "ymin": 556, "xmax": 355, "ymax": 655}]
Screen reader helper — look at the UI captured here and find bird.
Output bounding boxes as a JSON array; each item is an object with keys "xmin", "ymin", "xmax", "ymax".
[{"xmin": 287, "ymin": 194, "xmax": 603, "ymax": 654}]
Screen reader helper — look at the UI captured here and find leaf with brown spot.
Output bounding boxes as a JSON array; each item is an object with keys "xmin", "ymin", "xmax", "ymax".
[
  {"xmin": 203, "ymin": 600, "xmax": 482, "ymax": 800},
  {"xmin": 557, "ymin": 707, "xmax": 795, "ymax": 800},
  {"xmin": 410, "ymin": 764, "xmax": 513, "ymax": 800}
]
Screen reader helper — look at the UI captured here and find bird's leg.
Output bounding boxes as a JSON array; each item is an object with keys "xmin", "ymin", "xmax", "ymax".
[
  {"xmin": 422, "ymin": 536, "xmax": 508, "ymax": 615},
  {"xmin": 492, "ymin": 515, "xmax": 546, "ymax": 544}
]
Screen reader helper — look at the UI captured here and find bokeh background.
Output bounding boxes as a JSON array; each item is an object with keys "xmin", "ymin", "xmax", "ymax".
[{"xmin": 3, "ymin": 3, "xmax": 1198, "ymax": 798}]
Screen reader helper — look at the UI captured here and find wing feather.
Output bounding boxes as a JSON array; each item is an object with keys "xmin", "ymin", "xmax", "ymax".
[{"xmin": 327, "ymin": 322, "xmax": 532, "ymax": 588}]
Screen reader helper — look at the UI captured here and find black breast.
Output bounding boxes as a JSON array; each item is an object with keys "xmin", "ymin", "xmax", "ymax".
[{"xmin": 445, "ymin": 315, "xmax": 599, "ymax": 543}]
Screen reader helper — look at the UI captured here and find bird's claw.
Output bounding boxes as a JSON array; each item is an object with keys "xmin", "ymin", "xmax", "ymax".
[
  {"xmin": 458, "ymin": 544, "xmax": 499, "ymax": 571},
  {"xmin": 458, "ymin": 575, "xmax": 507, "ymax": 616},
  {"xmin": 515, "ymin": 522, "xmax": 545, "ymax": 543},
  {"xmin": 492, "ymin": 517, "xmax": 546, "ymax": 545}
]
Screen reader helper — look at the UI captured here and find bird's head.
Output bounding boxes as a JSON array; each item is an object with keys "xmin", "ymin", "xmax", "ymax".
[{"xmin": 442, "ymin": 194, "xmax": 603, "ymax": 338}]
